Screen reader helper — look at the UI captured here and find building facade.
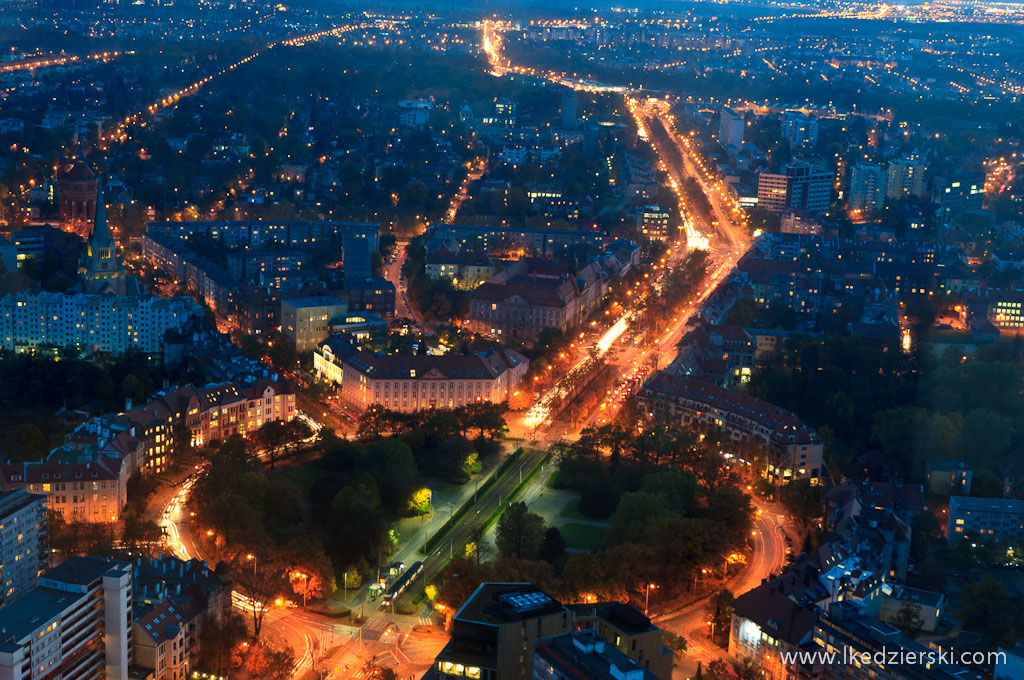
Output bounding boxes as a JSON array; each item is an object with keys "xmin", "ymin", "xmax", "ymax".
[
  {"xmin": 637, "ymin": 205, "xmax": 671, "ymax": 241},
  {"xmin": 886, "ymin": 157, "xmax": 927, "ymax": 200},
  {"xmin": 947, "ymin": 495, "xmax": 1024, "ymax": 547},
  {"xmin": 849, "ymin": 163, "xmax": 886, "ymax": 213},
  {"xmin": 316, "ymin": 340, "xmax": 528, "ymax": 412},
  {"xmin": 468, "ymin": 260, "xmax": 607, "ymax": 339},
  {"xmin": 0, "ymin": 489, "xmax": 48, "ymax": 604},
  {"xmin": 638, "ymin": 372, "xmax": 824, "ymax": 483},
  {"xmin": 0, "ymin": 556, "xmax": 133, "ymax": 680},
  {"xmin": 281, "ymin": 296, "xmax": 348, "ymax": 353}
]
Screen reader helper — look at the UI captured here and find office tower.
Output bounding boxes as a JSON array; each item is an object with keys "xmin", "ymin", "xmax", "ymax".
[
  {"xmin": 719, "ymin": 107, "xmax": 745, "ymax": 149},
  {"xmin": 561, "ymin": 88, "xmax": 577, "ymax": 129},
  {"xmin": 886, "ymin": 156, "xmax": 928, "ymax": 200},
  {"xmin": 0, "ymin": 489, "xmax": 47, "ymax": 604},
  {"xmin": 782, "ymin": 111, "xmax": 818, "ymax": 148},
  {"xmin": 848, "ymin": 163, "xmax": 886, "ymax": 212}
]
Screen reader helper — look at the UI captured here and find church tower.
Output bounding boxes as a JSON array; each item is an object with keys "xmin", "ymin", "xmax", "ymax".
[{"xmin": 78, "ymin": 187, "xmax": 129, "ymax": 296}]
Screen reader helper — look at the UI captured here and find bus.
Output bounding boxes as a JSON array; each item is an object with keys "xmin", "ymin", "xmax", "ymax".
[{"xmin": 381, "ymin": 561, "xmax": 424, "ymax": 607}]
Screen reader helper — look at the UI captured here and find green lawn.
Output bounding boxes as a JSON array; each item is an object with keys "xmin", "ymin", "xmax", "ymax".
[
  {"xmin": 560, "ymin": 498, "xmax": 588, "ymax": 520},
  {"xmin": 559, "ymin": 523, "xmax": 608, "ymax": 552}
]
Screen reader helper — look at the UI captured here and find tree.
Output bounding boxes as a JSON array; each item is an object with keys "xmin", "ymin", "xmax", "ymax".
[
  {"xmin": 496, "ymin": 502, "xmax": 545, "ymax": 560},
  {"xmin": 199, "ymin": 612, "xmax": 247, "ymax": 674},
  {"xmin": 781, "ymin": 480, "xmax": 825, "ymax": 541},
  {"xmin": 231, "ymin": 553, "xmax": 288, "ymax": 640},
  {"xmin": 664, "ymin": 631, "xmax": 687, "ymax": 653},
  {"xmin": 254, "ymin": 420, "xmax": 289, "ymax": 469},
  {"xmin": 289, "ymin": 569, "xmax": 324, "ymax": 606},
  {"xmin": 121, "ymin": 511, "xmax": 162, "ymax": 552},
  {"xmin": 283, "ymin": 418, "xmax": 314, "ymax": 455},
  {"xmin": 538, "ymin": 526, "xmax": 567, "ymax": 565},
  {"xmin": 956, "ymin": 573, "xmax": 1019, "ymax": 645},
  {"xmin": 705, "ymin": 590, "xmax": 734, "ymax": 645},
  {"xmin": 893, "ymin": 602, "xmax": 925, "ymax": 639}
]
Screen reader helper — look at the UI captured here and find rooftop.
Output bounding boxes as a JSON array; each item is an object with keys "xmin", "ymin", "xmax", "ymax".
[
  {"xmin": 535, "ymin": 630, "xmax": 658, "ymax": 680},
  {"xmin": 455, "ymin": 583, "xmax": 566, "ymax": 625}
]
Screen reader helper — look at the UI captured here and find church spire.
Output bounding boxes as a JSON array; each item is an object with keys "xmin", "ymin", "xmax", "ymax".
[{"xmin": 90, "ymin": 183, "xmax": 113, "ymax": 247}]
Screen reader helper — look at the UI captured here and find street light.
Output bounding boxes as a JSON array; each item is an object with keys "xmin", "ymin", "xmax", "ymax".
[{"xmin": 644, "ymin": 583, "xmax": 657, "ymax": 616}]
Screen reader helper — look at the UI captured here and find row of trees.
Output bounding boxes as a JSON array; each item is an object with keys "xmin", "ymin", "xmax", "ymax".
[{"xmin": 357, "ymin": 402, "xmax": 507, "ymax": 441}]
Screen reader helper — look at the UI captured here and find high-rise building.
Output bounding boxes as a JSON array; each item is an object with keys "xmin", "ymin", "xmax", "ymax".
[
  {"xmin": 757, "ymin": 172, "xmax": 790, "ymax": 213},
  {"xmin": 848, "ymin": 163, "xmax": 886, "ymax": 212},
  {"xmin": 0, "ymin": 556, "xmax": 133, "ymax": 680},
  {"xmin": 782, "ymin": 111, "xmax": 818, "ymax": 148},
  {"xmin": 886, "ymin": 156, "xmax": 927, "ymax": 200},
  {"xmin": 757, "ymin": 163, "xmax": 831, "ymax": 214},
  {"xmin": 785, "ymin": 162, "xmax": 831, "ymax": 214},
  {"xmin": 0, "ymin": 489, "xmax": 47, "ymax": 604},
  {"xmin": 718, "ymin": 107, "xmax": 745, "ymax": 149}
]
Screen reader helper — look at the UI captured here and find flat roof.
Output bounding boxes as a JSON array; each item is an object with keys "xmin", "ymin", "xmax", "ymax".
[
  {"xmin": 455, "ymin": 583, "xmax": 565, "ymax": 625},
  {"xmin": 0, "ymin": 587, "xmax": 84, "ymax": 645}
]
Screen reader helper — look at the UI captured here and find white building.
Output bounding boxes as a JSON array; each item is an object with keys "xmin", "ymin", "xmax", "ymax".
[
  {"xmin": 315, "ymin": 340, "xmax": 529, "ymax": 412},
  {"xmin": 782, "ymin": 111, "xmax": 818, "ymax": 148},
  {"xmin": 719, "ymin": 107, "xmax": 745, "ymax": 149}
]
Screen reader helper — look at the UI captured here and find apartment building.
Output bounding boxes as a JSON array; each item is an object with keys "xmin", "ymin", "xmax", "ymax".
[
  {"xmin": 849, "ymin": 163, "xmax": 886, "ymax": 212},
  {"xmin": 637, "ymin": 205, "xmax": 671, "ymax": 241},
  {"xmin": 0, "ymin": 447, "xmax": 129, "ymax": 524},
  {"xmin": 133, "ymin": 554, "xmax": 231, "ymax": 676},
  {"xmin": 0, "ymin": 556, "xmax": 133, "ymax": 680},
  {"xmin": 947, "ymin": 495, "xmax": 1024, "ymax": 547},
  {"xmin": 0, "ymin": 489, "xmax": 48, "ymax": 603},
  {"xmin": 133, "ymin": 601, "xmax": 187, "ymax": 680},
  {"xmin": 637, "ymin": 372, "xmax": 824, "ymax": 483},
  {"xmin": 0, "ymin": 289, "xmax": 201, "ymax": 357},
  {"xmin": 886, "ymin": 156, "xmax": 927, "ymax": 200}
]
